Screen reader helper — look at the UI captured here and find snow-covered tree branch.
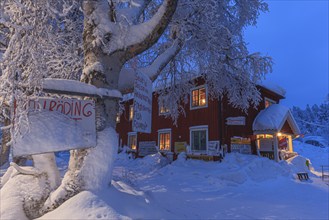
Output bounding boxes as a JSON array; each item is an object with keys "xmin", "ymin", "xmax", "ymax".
[
  {"xmin": 119, "ymin": 37, "xmax": 183, "ymax": 93},
  {"xmin": 0, "ymin": 0, "xmax": 273, "ymax": 218}
]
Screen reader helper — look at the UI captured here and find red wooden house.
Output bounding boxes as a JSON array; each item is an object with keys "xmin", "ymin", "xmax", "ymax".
[{"xmin": 116, "ymin": 77, "xmax": 300, "ymax": 161}]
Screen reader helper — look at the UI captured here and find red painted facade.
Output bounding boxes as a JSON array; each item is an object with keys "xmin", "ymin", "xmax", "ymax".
[{"xmin": 115, "ymin": 78, "xmax": 285, "ymax": 157}]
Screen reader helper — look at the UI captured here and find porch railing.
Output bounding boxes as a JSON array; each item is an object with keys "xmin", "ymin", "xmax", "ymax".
[{"xmin": 321, "ymin": 165, "xmax": 329, "ymax": 181}]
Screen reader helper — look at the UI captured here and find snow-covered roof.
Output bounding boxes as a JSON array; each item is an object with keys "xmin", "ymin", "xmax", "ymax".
[
  {"xmin": 253, "ymin": 104, "xmax": 300, "ymax": 135},
  {"xmin": 258, "ymin": 81, "xmax": 286, "ymax": 97}
]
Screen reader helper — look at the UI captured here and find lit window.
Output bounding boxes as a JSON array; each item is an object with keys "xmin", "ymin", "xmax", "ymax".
[
  {"xmin": 128, "ymin": 132, "xmax": 137, "ymax": 150},
  {"xmin": 265, "ymin": 98, "xmax": 276, "ymax": 108},
  {"xmin": 190, "ymin": 126, "xmax": 208, "ymax": 152},
  {"xmin": 116, "ymin": 113, "xmax": 120, "ymax": 123},
  {"xmin": 158, "ymin": 129, "xmax": 171, "ymax": 151},
  {"xmin": 159, "ymin": 104, "xmax": 170, "ymax": 115},
  {"xmin": 191, "ymin": 86, "xmax": 207, "ymax": 109},
  {"xmin": 129, "ymin": 105, "xmax": 134, "ymax": 121}
]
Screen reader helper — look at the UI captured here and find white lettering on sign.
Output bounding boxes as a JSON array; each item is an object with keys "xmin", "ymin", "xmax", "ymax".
[
  {"xmin": 13, "ymin": 98, "xmax": 96, "ymax": 157},
  {"xmin": 133, "ymin": 71, "xmax": 152, "ymax": 133}
]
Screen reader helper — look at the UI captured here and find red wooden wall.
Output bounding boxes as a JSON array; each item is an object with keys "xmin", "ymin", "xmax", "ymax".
[{"xmin": 115, "ymin": 79, "xmax": 284, "ymax": 155}]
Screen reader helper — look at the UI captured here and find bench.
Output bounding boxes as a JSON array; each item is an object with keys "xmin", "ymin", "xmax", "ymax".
[{"xmin": 297, "ymin": 172, "xmax": 309, "ymax": 180}]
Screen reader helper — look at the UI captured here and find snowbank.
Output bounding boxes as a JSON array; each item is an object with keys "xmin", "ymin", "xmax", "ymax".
[
  {"xmin": 2, "ymin": 141, "xmax": 328, "ymax": 219},
  {"xmin": 293, "ymin": 140, "xmax": 329, "ymax": 170},
  {"xmin": 39, "ymin": 191, "xmax": 129, "ymax": 220}
]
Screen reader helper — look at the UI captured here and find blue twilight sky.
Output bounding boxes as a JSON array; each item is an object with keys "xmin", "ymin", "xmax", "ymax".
[{"xmin": 245, "ymin": 0, "xmax": 328, "ymax": 109}]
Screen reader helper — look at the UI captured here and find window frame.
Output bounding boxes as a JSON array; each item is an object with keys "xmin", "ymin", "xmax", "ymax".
[
  {"xmin": 127, "ymin": 132, "xmax": 137, "ymax": 150},
  {"xmin": 158, "ymin": 129, "xmax": 172, "ymax": 151},
  {"xmin": 190, "ymin": 85, "xmax": 208, "ymax": 110},
  {"xmin": 189, "ymin": 125, "xmax": 208, "ymax": 153}
]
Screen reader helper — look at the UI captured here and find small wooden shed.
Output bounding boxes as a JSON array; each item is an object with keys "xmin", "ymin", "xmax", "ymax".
[{"xmin": 253, "ymin": 104, "xmax": 301, "ymax": 161}]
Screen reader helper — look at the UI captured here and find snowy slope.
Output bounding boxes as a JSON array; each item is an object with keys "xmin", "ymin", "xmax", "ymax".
[{"xmin": 38, "ymin": 143, "xmax": 329, "ymax": 220}]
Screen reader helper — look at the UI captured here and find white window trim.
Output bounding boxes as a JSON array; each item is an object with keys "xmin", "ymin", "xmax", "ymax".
[
  {"xmin": 128, "ymin": 132, "xmax": 137, "ymax": 150},
  {"xmin": 190, "ymin": 85, "xmax": 208, "ymax": 110},
  {"xmin": 189, "ymin": 125, "xmax": 208, "ymax": 153},
  {"xmin": 158, "ymin": 129, "xmax": 172, "ymax": 151},
  {"xmin": 264, "ymin": 97, "xmax": 276, "ymax": 107}
]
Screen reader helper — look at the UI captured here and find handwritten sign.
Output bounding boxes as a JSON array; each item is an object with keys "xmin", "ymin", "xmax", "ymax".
[
  {"xmin": 138, "ymin": 141, "xmax": 157, "ymax": 156},
  {"xmin": 133, "ymin": 71, "xmax": 152, "ymax": 133},
  {"xmin": 13, "ymin": 98, "xmax": 96, "ymax": 156},
  {"xmin": 279, "ymin": 137, "xmax": 288, "ymax": 150}
]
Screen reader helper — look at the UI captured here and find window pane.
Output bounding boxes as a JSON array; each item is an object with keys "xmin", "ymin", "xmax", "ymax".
[
  {"xmin": 128, "ymin": 135, "xmax": 136, "ymax": 150},
  {"xmin": 129, "ymin": 105, "xmax": 134, "ymax": 120},
  {"xmin": 191, "ymin": 130, "xmax": 207, "ymax": 151},
  {"xmin": 160, "ymin": 105, "xmax": 170, "ymax": 114},
  {"xmin": 160, "ymin": 133, "xmax": 164, "ymax": 150},
  {"xmin": 199, "ymin": 88, "xmax": 206, "ymax": 106},
  {"xmin": 159, "ymin": 132, "xmax": 170, "ymax": 151},
  {"xmin": 165, "ymin": 133, "xmax": 170, "ymax": 150},
  {"xmin": 192, "ymin": 89, "xmax": 199, "ymax": 107}
]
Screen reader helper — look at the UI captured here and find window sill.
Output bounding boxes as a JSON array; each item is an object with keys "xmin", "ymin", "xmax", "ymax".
[{"xmin": 190, "ymin": 105, "xmax": 208, "ymax": 110}]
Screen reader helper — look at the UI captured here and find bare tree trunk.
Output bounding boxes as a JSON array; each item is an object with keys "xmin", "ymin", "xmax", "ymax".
[
  {"xmin": 38, "ymin": 0, "xmax": 178, "ymax": 215},
  {"xmin": 0, "ymin": 118, "xmax": 11, "ymax": 167}
]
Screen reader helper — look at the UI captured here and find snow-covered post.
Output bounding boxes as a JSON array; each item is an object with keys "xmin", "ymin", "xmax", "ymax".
[
  {"xmin": 273, "ymin": 136, "xmax": 279, "ymax": 162},
  {"xmin": 287, "ymin": 135, "xmax": 293, "ymax": 152}
]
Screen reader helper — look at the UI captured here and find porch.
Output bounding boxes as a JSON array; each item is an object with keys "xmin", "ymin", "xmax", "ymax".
[{"xmin": 253, "ymin": 104, "xmax": 301, "ymax": 162}]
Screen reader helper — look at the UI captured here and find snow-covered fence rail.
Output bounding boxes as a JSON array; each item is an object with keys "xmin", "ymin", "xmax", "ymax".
[{"xmin": 321, "ymin": 165, "xmax": 329, "ymax": 181}]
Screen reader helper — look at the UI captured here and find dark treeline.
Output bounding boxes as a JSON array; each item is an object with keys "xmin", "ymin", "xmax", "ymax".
[{"xmin": 291, "ymin": 95, "xmax": 329, "ymax": 138}]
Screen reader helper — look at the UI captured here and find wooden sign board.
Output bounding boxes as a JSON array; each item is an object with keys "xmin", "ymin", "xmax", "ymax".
[
  {"xmin": 13, "ymin": 98, "xmax": 96, "ymax": 156},
  {"xmin": 259, "ymin": 138, "xmax": 274, "ymax": 151},
  {"xmin": 208, "ymin": 141, "xmax": 220, "ymax": 155},
  {"xmin": 231, "ymin": 137, "xmax": 251, "ymax": 145},
  {"xmin": 138, "ymin": 141, "xmax": 157, "ymax": 156},
  {"xmin": 133, "ymin": 71, "xmax": 152, "ymax": 133},
  {"xmin": 231, "ymin": 144, "xmax": 252, "ymax": 154},
  {"xmin": 230, "ymin": 137, "xmax": 251, "ymax": 154},
  {"xmin": 226, "ymin": 116, "xmax": 246, "ymax": 126},
  {"xmin": 174, "ymin": 142, "xmax": 186, "ymax": 153}
]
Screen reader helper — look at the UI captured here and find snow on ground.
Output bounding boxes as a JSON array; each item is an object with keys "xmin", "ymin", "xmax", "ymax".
[
  {"xmin": 1, "ymin": 141, "xmax": 328, "ymax": 219},
  {"xmin": 37, "ymin": 141, "xmax": 329, "ymax": 220},
  {"xmin": 293, "ymin": 140, "xmax": 329, "ymax": 171}
]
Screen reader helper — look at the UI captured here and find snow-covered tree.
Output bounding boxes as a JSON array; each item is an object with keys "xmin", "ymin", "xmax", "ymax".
[
  {"xmin": 0, "ymin": 0, "xmax": 272, "ymax": 218},
  {"xmin": 292, "ymin": 100, "xmax": 329, "ymax": 138}
]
